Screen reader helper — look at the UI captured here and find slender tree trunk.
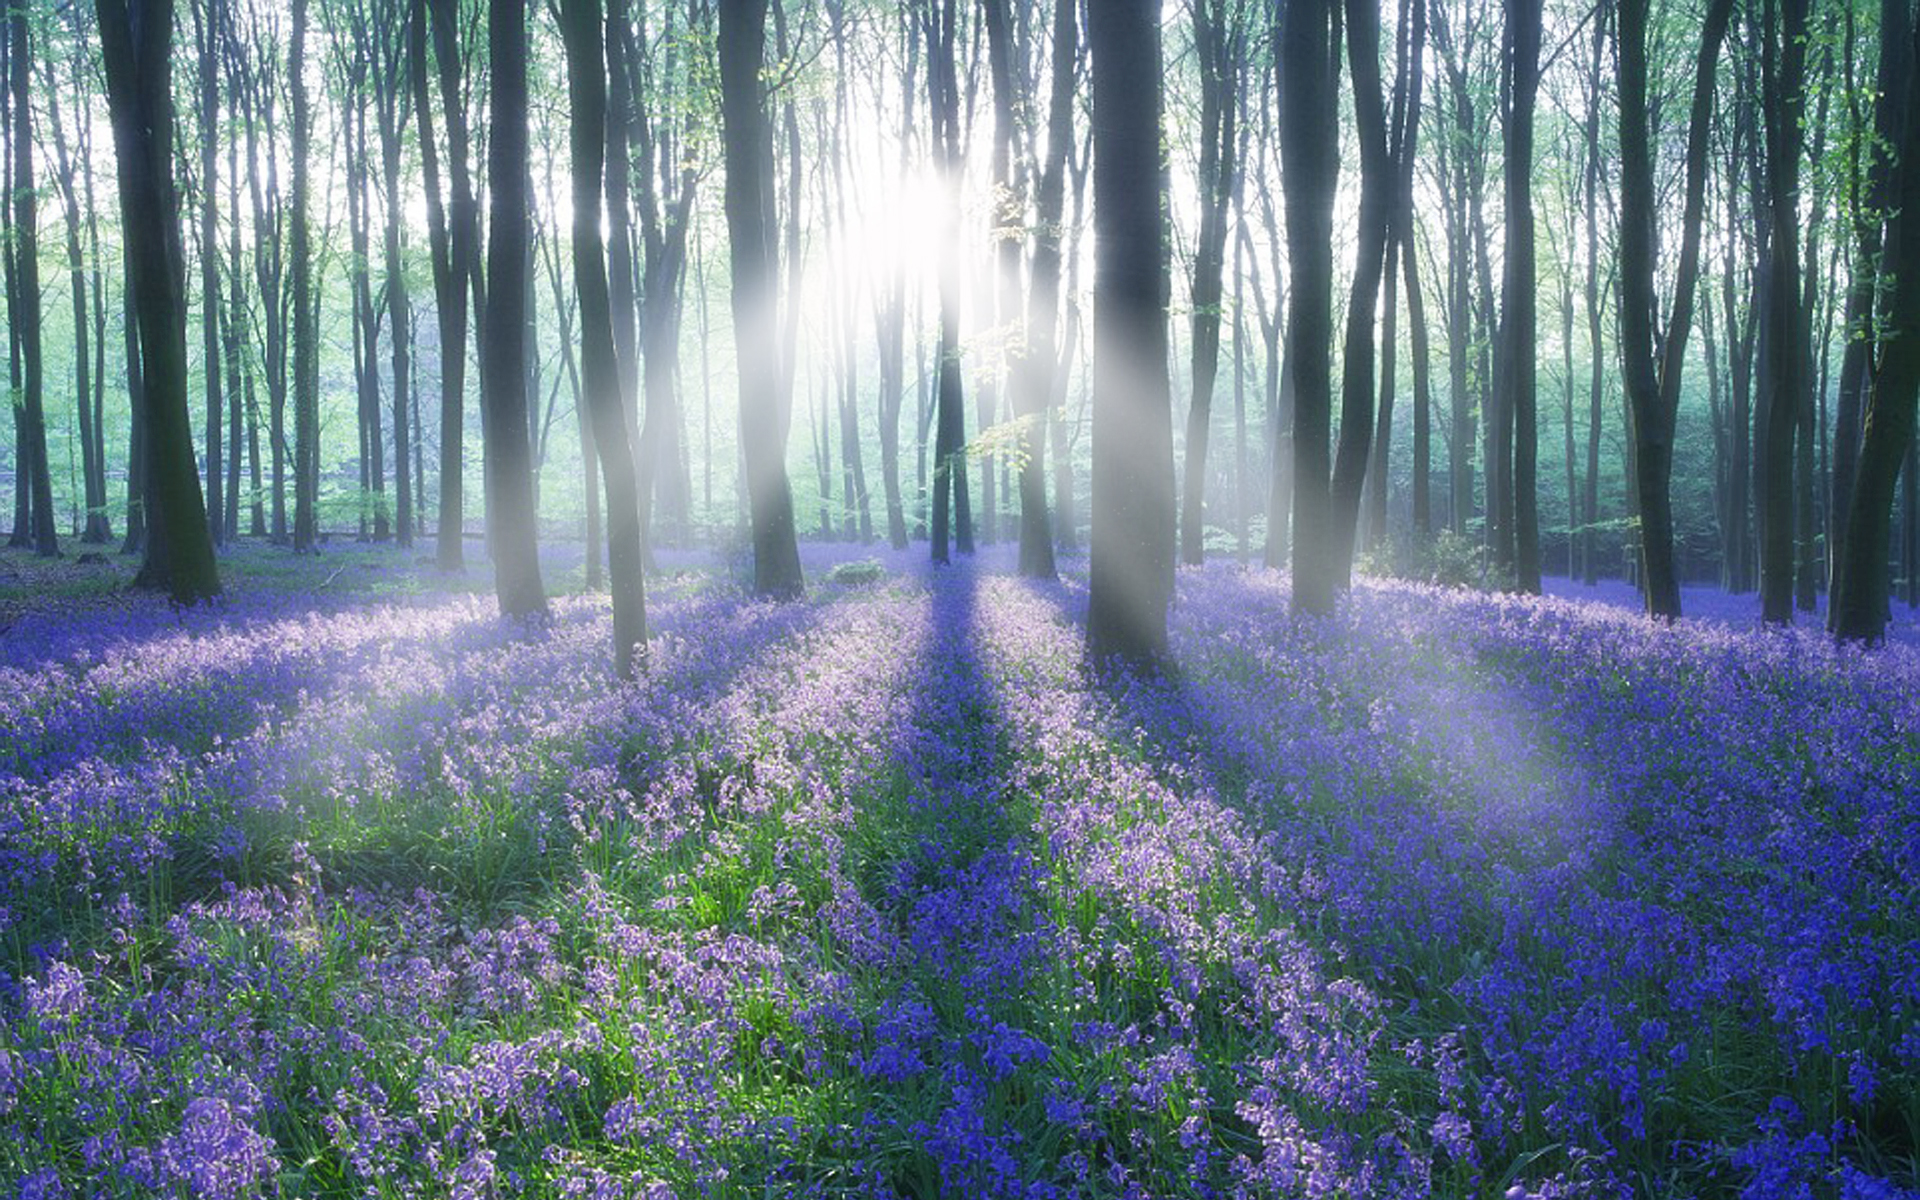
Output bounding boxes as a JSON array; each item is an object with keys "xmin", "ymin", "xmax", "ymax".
[
  {"xmin": 290, "ymin": 0, "xmax": 319, "ymax": 552},
  {"xmin": 1615, "ymin": 0, "xmax": 1732, "ymax": 617},
  {"xmin": 481, "ymin": 0, "xmax": 549, "ymax": 616},
  {"xmin": 1328, "ymin": 0, "xmax": 1393, "ymax": 591},
  {"xmin": 1180, "ymin": 0, "xmax": 1239, "ymax": 566},
  {"xmin": 194, "ymin": 0, "xmax": 224, "ymax": 547},
  {"xmin": 435, "ymin": 0, "xmax": 479, "ymax": 566},
  {"xmin": 563, "ymin": 0, "xmax": 647, "ymax": 675},
  {"xmin": 1501, "ymin": 0, "xmax": 1542, "ymax": 592},
  {"xmin": 11, "ymin": 3, "xmax": 56, "ymax": 556},
  {"xmin": 1758, "ymin": 0, "xmax": 1808, "ymax": 623},
  {"xmin": 719, "ymin": 0, "xmax": 803, "ymax": 597}
]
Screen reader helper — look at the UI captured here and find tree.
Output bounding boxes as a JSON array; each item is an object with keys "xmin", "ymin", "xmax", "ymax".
[
  {"xmin": 1012, "ymin": 0, "xmax": 1077, "ymax": 580},
  {"xmin": 96, "ymin": 0, "xmax": 220, "ymax": 603},
  {"xmin": 1833, "ymin": 0, "xmax": 1920, "ymax": 643},
  {"xmin": 1757, "ymin": 0, "xmax": 1809, "ymax": 624},
  {"xmin": 9, "ymin": 0, "xmax": 56, "ymax": 557},
  {"xmin": 290, "ymin": 0, "xmax": 319, "ymax": 553},
  {"xmin": 718, "ymin": 0, "xmax": 803, "ymax": 599},
  {"xmin": 1496, "ymin": 0, "xmax": 1541, "ymax": 592},
  {"xmin": 1085, "ymin": 0, "xmax": 1173, "ymax": 668},
  {"xmin": 1179, "ymin": 0, "xmax": 1242, "ymax": 567},
  {"xmin": 561, "ymin": 0, "xmax": 648, "ymax": 677},
  {"xmin": 924, "ymin": 0, "xmax": 972, "ymax": 565},
  {"xmin": 1280, "ymin": 0, "xmax": 1339, "ymax": 616},
  {"xmin": 193, "ymin": 0, "xmax": 225, "ymax": 547},
  {"xmin": 1615, "ymin": 0, "xmax": 1733, "ymax": 618},
  {"xmin": 481, "ymin": 0, "xmax": 549, "ymax": 618}
]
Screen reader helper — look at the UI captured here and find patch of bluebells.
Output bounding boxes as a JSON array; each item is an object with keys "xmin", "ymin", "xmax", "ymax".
[{"xmin": 4, "ymin": 545, "xmax": 1918, "ymax": 1197}]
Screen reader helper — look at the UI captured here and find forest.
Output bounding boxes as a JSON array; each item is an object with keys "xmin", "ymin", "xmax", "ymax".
[{"xmin": 2, "ymin": 0, "xmax": 1919, "ymax": 1196}]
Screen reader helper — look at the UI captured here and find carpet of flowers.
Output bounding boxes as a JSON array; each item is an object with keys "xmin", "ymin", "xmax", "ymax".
[{"xmin": 1, "ymin": 547, "xmax": 1915, "ymax": 1198}]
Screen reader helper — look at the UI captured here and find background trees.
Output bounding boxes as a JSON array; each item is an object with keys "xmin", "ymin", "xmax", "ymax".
[{"xmin": 7, "ymin": 0, "xmax": 1920, "ymax": 645}]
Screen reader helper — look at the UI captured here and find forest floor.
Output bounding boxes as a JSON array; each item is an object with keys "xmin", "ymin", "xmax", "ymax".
[{"xmin": 2, "ymin": 538, "xmax": 1916, "ymax": 1199}]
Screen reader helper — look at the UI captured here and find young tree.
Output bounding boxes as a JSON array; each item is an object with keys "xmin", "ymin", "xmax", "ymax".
[
  {"xmin": 1833, "ymin": 0, "xmax": 1920, "ymax": 643},
  {"xmin": 1178, "ymin": 0, "xmax": 1242, "ymax": 566},
  {"xmin": 290, "ymin": 0, "xmax": 319, "ymax": 553},
  {"xmin": 1085, "ymin": 0, "xmax": 1174, "ymax": 667},
  {"xmin": 1756, "ymin": 0, "xmax": 1809, "ymax": 624},
  {"xmin": 193, "ymin": 0, "xmax": 225, "ymax": 547},
  {"xmin": 10, "ymin": 1, "xmax": 56, "ymax": 557},
  {"xmin": 719, "ymin": 0, "xmax": 804, "ymax": 598},
  {"xmin": 1281, "ymin": 0, "xmax": 1339, "ymax": 615},
  {"xmin": 97, "ymin": 0, "xmax": 220, "ymax": 602},
  {"xmin": 924, "ymin": 0, "xmax": 972, "ymax": 565},
  {"xmin": 1615, "ymin": 0, "xmax": 1733, "ymax": 618},
  {"xmin": 1012, "ymin": 0, "xmax": 1077, "ymax": 580},
  {"xmin": 1497, "ymin": 0, "xmax": 1541, "ymax": 592},
  {"xmin": 481, "ymin": 0, "xmax": 548, "ymax": 618},
  {"xmin": 562, "ymin": 0, "xmax": 647, "ymax": 676}
]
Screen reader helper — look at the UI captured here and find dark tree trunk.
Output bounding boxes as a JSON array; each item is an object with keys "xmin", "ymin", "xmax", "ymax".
[
  {"xmin": 97, "ymin": 0, "xmax": 219, "ymax": 602},
  {"xmin": 1367, "ymin": 0, "xmax": 1427, "ymax": 551},
  {"xmin": 429, "ymin": 0, "xmax": 478, "ymax": 570},
  {"xmin": 1615, "ymin": 0, "xmax": 1732, "ymax": 618},
  {"xmin": 563, "ymin": 0, "xmax": 647, "ymax": 676},
  {"xmin": 719, "ymin": 0, "xmax": 803, "ymax": 598},
  {"xmin": 925, "ymin": 0, "xmax": 971, "ymax": 565},
  {"xmin": 1829, "ymin": 0, "xmax": 1905, "ymax": 627},
  {"xmin": 1086, "ymin": 0, "xmax": 1173, "ymax": 667},
  {"xmin": 1500, "ymin": 0, "xmax": 1541, "ymax": 592},
  {"xmin": 1280, "ymin": 0, "xmax": 1338, "ymax": 615},
  {"xmin": 1758, "ymin": 0, "xmax": 1808, "ymax": 624},
  {"xmin": 1180, "ymin": 0, "xmax": 1239, "ymax": 566},
  {"xmin": 481, "ymin": 0, "xmax": 549, "ymax": 617},
  {"xmin": 1834, "ymin": 0, "xmax": 1920, "ymax": 643},
  {"xmin": 1328, "ymin": 0, "xmax": 1393, "ymax": 591},
  {"xmin": 11, "ymin": 3, "xmax": 56, "ymax": 556},
  {"xmin": 1012, "ymin": 0, "xmax": 1074, "ymax": 579}
]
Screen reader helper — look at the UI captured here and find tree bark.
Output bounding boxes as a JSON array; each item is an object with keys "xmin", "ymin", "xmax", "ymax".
[
  {"xmin": 719, "ymin": 0, "xmax": 804, "ymax": 598},
  {"xmin": 1086, "ymin": 0, "xmax": 1173, "ymax": 668},
  {"xmin": 1280, "ymin": 0, "xmax": 1338, "ymax": 615},
  {"xmin": 1833, "ymin": 1, "xmax": 1920, "ymax": 643},
  {"xmin": 11, "ymin": 2, "xmax": 56, "ymax": 556},
  {"xmin": 481, "ymin": 0, "xmax": 549, "ymax": 617},
  {"xmin": 1757, "ymin": 0, "xmax": 1808, "ymax": 624},
  {"xmin": 97, "ymin": 0, "xmax": 220, "ymax": 602}
]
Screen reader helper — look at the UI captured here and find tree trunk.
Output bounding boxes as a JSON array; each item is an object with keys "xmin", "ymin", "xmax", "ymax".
[
  {"xmin": 1180, "ymin": 0, "xmax": 1239, "ymax": 566},
  {"xmin": 97, "ymin": 0, "xmax": 220, "ymax": 602},
  {"xmin": 194, "ymin": 0, "xmax": 224, "ymax": 547},
  {"xmin": 1833, "ymin": 0, "xmax": 1920, "ymax": 643},
  {"xmin": 563, "ymin": 0, "xmax": 647, "ymax": 676},
  {"xmin": 1280, "ymin": 0, "xmax": 1338, "ymax": 615},
  {"xmin": 1086, "ymin": 0, "xmax": 1173, "ymax": 668},
  {"xmin": 481, "ymin": 0, "xmax": 549, "ymax": 617},
  {"xmin": 719, "ymin": 0, "xmax": 803, "ymax": 598},
  {"xmin": 290, "ymin": 0, "xmax": 319, "ymax": 552},
  {"xmin": 11, "ymin": 3, "xmax": 56, "ymax": 556},
  {"xmin": 1615, "ymin": 0, "xmax": 1732, "ymax": 618},
  {"xmin": 1328, "ymin": 0, "xmax": 1393, "ymax": 591},
  {"xmin": 1500, "ymin": 0, "xmax": 1542, "ymax": 592},
  {"xmin": 1758, "ymin": 0, "xmax": 1808, "ymax": 624}
]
